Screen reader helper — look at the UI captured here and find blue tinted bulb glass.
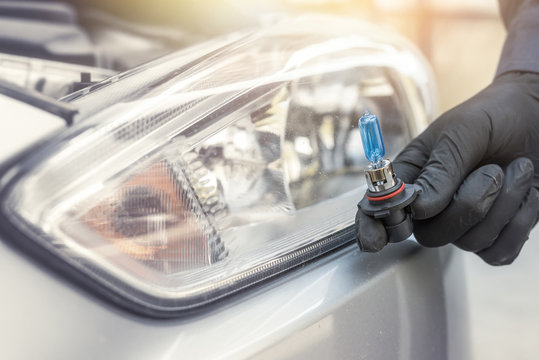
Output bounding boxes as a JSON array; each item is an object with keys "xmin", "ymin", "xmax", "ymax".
[{"xmin": 359, "ymin": 111, "xmax": 385, "ymax": 164}]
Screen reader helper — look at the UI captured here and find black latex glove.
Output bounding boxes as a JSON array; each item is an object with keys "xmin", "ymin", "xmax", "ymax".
[{"xmin": 356, "ymin": 71, "xmax": 539, "ymax": 265}]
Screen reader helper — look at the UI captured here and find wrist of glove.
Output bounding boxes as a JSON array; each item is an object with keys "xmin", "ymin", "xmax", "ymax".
[{"xmin": 356, "ymin": 71, "xmax": 539, "ymax": 265}]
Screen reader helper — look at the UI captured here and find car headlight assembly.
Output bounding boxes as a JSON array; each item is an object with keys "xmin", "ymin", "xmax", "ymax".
[{"xmin": 0, "ymin": 16, "xmax": 434, "ymax": 316}]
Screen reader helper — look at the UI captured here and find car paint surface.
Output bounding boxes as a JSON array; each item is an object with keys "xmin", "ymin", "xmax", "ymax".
[{"xmin": 1, "ymin": 228, "xmax": 467, "ymax": 359}]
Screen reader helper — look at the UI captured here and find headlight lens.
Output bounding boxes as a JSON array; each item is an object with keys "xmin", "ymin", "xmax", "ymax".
[{"xmin": 0, "ymin": 16, "xmax": 434, "ymax": 315}]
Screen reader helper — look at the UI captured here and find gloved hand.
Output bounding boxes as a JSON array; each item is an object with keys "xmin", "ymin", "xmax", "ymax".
[{"xmin": 356, "ymin": 71, "xmax": 539, "ymax": 265}]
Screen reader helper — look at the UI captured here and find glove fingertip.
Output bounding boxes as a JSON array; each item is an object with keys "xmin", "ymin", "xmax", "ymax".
[
  {"xmin": 477, "ymin": 187, "xmax": 539, "ymax": 266},
  {"xmin": 515, "ymin": 156, "xmax": 534, "ymax": 175},
  {"xmin": 355, "ymin": 210, "xmax": 388, "ymax": 252}
]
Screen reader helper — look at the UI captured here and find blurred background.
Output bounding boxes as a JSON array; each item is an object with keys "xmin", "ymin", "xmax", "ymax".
[{"xmin": 1, "ymin": 0, "xmax": 537, "ymax": 358}]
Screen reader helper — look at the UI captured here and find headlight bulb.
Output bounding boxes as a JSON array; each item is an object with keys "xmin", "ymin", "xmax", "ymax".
[
  {"xmin": 356, "ymin": 111, "xmax": 419, "ymax": 247},
  {"xmin": 358, "ymin": 111, "xmax": 385, "ymax": 166}
]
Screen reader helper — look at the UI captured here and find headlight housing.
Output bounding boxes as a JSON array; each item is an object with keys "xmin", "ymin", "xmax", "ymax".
[{"xmin": 0, "ymin": 16, "xmax": 435, "ymax": 316}]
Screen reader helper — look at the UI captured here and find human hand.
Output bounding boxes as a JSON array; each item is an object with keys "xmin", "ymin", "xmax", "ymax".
[{"xmin": 356, "ymin": 71, "xmax": 539, "ymax": 265}]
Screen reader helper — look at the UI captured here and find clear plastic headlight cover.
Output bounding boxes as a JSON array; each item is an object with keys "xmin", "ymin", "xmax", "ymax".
[{"xmin": 0, "ymin": 16, "xmax": 435, "ymax": 316}]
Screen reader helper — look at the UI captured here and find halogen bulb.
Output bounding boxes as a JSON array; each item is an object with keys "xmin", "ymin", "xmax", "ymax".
[
  {"xmin": 357, "ymin": 111, "xmax": 419, "ymax": 245},
  {"xmin": 358, "ymin": 111, "xmax": 385, "ymax": 166},
  {"xmin": 359, "ymin": 111, "xmax": 396, "ymax": 192}
]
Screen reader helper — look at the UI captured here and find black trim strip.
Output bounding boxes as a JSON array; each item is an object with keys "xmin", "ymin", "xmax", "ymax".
[{"xmin": 0, "ymin": 79, "xmax": 78, "ymax": 125}]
